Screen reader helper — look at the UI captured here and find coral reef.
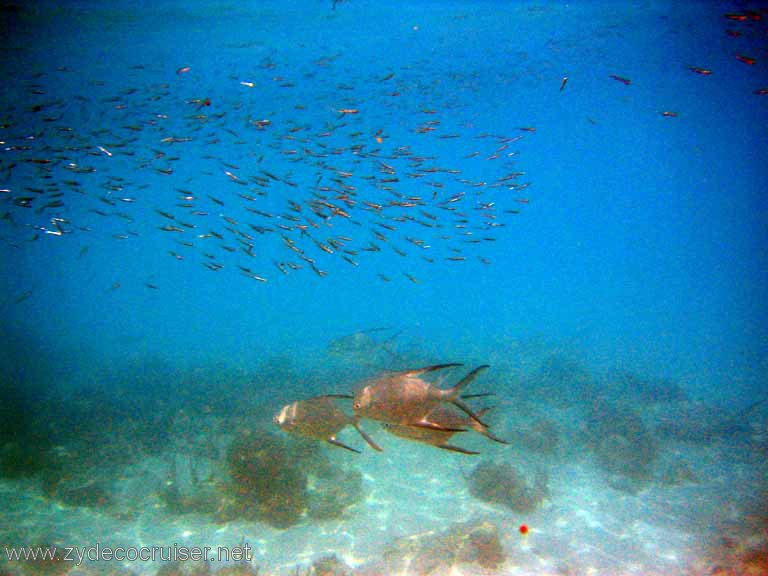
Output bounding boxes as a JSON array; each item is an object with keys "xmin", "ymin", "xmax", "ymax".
[
  {"xmin": 213, "ymin": 563, "xmax": 261, "ymax": 576},
  {"xmin": 0, "ymin": 376, "xmax": 53, "ymax": 479},
  {"xmin": 655, "ymin": 400, "xmax": 761, "ymax": 444},
  {"xmin": 154, "ymin": 561, "xmax": 211, "ymax": 576},
  {"xmin": 38, "ymin": 446, "xmax": 115, "ymax": 510},
  {"xmin": 657, "ymin": 460, "xmax": 698, "ymax": 486},
  {"xmin": 155, "ymin": 559, "xmax": 265, "ymax": 576},
  {"xmin": 467, "ymin": 461, "xmax": 548, "ymax": 513},
  {"xmin": 379, "ymin": 520, "xmax": 505, "ymax": 574},
  {"xmin": 221, "ymin": 430, "xmax": 365, "ymax": 528},
  {"xmin": 613, "ymin": 371, "xmax": 688, "ymax": 405},
  {"xmin": 158, "ymin": 454, "xmax": 223, "ymax": 516},
  {"xmin": 306, "ymin": 555, "xmax": 351, "ymax": 576},
  {"xmin": 690, "ymin": 512, "xmax": 768, "ymax": 576},
  {"xmin": 594, "ymin": 433, "xmax": 649, "ymax": 477},
  {"xmin": 0, "ymin": 440, "xmax": 52, "ymax": 480},
  {"xmin": 308, "ymin": 468, "xmax": 363, "ymax": 520},
  {"xmin": 533, "ymin": 354, "xmax": 594, "ymax": 408},
  {"xmin": 225, "ymin": 431, "xmax": 308, "ymax": 528},
  {"xmin": 584, "ymin": 397, "xmax": 658, "ymax": 491},
  {"xmin": 511, "ymin": 418, "xmax": 561, "ymax": 455}
]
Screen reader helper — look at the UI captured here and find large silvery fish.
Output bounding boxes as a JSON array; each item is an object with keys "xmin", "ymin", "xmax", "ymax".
[
  {"xmin": 352, "ymin": 364, "xmax": 490, "ymax": 430},
  {"xmin": 274, "ymin": 395, "xmax": 382, "ymax": 453},
  {"xmin": 327, "ymin": 327, "xmax": 401, "ymax": 367},
  {"xmin": 382, "ymin": 405, "xmax": 507, "ymax": 455}
]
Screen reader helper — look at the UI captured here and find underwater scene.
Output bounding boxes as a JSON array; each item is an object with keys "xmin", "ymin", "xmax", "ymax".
[{"xmin": 1, "ymin": 1, "xmax": 767, "ymax": 575}]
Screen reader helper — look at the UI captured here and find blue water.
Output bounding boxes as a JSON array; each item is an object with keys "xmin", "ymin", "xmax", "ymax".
[{"xmin": 1, "ymin": 1, "xmax": 766, "ymax": 574}]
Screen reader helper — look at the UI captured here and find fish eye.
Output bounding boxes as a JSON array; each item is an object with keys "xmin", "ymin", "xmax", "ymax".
[{"xmin": 353, "ymin": 401, "xmax": 360, "ymax": 409}]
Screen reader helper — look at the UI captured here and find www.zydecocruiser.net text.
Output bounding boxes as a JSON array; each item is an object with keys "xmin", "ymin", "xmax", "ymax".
[{"xmin": 4, "ymin": 543, "xmax": 253, "ymax": 566}]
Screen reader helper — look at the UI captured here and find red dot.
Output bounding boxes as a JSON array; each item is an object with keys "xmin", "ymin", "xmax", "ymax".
[{"xmin": 519, "ymin": 524, "xmax": 529, "ymax": 535}]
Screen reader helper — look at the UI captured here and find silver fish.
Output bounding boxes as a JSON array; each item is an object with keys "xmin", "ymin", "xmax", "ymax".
[
  {"xmin": 275, "ymin": 394, "xmax": 381, "ymax": 453},
  {"xmin": 353, "ymin": 364, "xmax": 490, "ymax": 431}
]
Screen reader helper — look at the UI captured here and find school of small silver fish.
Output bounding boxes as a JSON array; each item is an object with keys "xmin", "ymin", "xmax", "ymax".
[
  {"xmin": 0, "ymin": 53, "xmax": 536, "ymax": 294},
  {"xmin": 275, "ymin": 363, "xmax": 506, "ymax": 455},
  {"xmin": 3, "ymin": 5, "xmax": 765, "ymax": 300}
]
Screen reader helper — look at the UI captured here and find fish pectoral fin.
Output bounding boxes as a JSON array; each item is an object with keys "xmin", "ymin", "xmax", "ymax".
[
  {"xmin": 327, "ymin": 437, "xmax": 361, "ymax": 453},
  {"xmin": 353, "ymin": 422, "xmax": 383, "ymax": 452},
  {"xmin": 437, "ymin": 444, "xmax": 480, "ymax": 455},
  {"xmin": 411, "ymin": 420, "xmax": 467, "ymax": 433}
]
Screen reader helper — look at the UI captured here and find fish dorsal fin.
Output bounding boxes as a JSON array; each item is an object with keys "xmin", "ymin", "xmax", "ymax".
[
  {"xmin": 314, "ymin": 394, "xmax": 354, "ymax": 400},
  {"xmin": 395, "ymin": 363, "xmax": 463, "ymax": 377}
]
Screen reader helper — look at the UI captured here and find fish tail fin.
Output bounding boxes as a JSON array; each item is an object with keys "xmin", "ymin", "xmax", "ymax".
[
  {"xmin": 470, "ymin": 408, "xmax": 509, "ymax": 444},
  {"xmin": 451, "ymin": 399, "xmax": 490, "ymax": 428},
  {"xmin": 481, "ymin": 429, "xmax": 509, "ymax": 444},
  {"xmin": 445, "ymin": 364, "xmax": 490, "ymax": 399},
  {"xmin": 469, "ymin": 407, "xmax": 494, "ymax": 435},
  {"xmin": 445, "ymin": 366, "xmax": 491, "ymax": 428}
]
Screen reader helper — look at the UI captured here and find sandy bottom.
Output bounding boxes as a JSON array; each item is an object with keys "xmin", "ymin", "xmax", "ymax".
[{"xmin": 1, "ymin": 420, "xmax": 765, "ymax": 576}]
